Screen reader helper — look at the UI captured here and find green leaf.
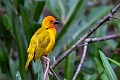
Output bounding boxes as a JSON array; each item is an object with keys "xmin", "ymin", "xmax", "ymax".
[
  {"xmin": 1, "ymin": 0, "xmax": 13, "ymax": 10},
  {"xmin": 34, "ymin": 1, "xmax": 45, "ymax": 22},
  {"xmin": 12, "ymin": 12, "xmax": 27, "ymax": 80},
  {"xmin": 107, "ymin": 57, "xmax": 120, "ymax": 67},
  {"xmin": 9, "ymin": 58, "xmax": 17, "ymax": 80},
  {"xmin": 0, "ymin": 40, "xmax": 6, "ymax": 62},
  {"xmin": 32, "ymin": 59, "xmax": 40, "ymax": 74},
  {"xmin": 99, "ymin": 50, "xmax": 118, "ymax": 80},
  {"xmin": 37, "ymin": 60, "xmax": 44, "ymax": 80},
  {"xmin": 3, "ymin": 14, "xmax": 11, "ymax": 30},
  {"xmin": 46, "ymin": 0, "xmax": 60, "ymax": 19},
  {"xmin": 64, "ymin": 51, "xmax": 75, "ymax": 80},
  {"xmin": 105, "ymin": 40, "xmax": 117, "ymax": 50},
  {"xmin": 18, "ymin": 0, "xmax": 24, "ymax": 6},
  {"xmin": 16, "ymin": 71, "xmax": 22, "ymax": 80},
  {"xmin": 20, "ymin": 5, "xmax": 34, "ymax": 42},
  {"xmin": 74, "ymin": 5, "xmax": 114, "ymax": 39},
  {"xmin": 94, "ymin": 58, "xmax": 109, "ymax": 80},
  {"xmin": 50, "ymin": 0, "xmax": 87, "ymax": 60}
]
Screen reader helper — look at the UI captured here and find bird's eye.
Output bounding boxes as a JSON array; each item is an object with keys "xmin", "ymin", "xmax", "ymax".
[
  {"xmin": 46, "ymin": 28, "xmax": 48, "ymax": 30},
  {"xmin": 50, "ymin": 20, "xmax": 53, "ymax": 22}
]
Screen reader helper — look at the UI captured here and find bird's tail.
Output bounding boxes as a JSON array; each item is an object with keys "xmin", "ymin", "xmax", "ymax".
[{"xmin": 25, "ymin": 53, "xmax": 34, "ymax": 71}]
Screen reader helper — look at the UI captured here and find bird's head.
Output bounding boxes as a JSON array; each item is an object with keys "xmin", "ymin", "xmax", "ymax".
[{"xmin": 42, "ymin": 16, "xmax": 60, "ymax": 29}]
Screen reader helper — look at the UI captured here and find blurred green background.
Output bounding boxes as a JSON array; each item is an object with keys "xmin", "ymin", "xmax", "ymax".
[{"xmin": 0, "ymin": 0, "xmax": 120, "ymax": 80}]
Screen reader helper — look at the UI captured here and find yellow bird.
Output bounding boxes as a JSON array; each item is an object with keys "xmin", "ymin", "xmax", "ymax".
[{"xmin": 25, "ymin": 16, "xmax": 60, "ymax": 70}]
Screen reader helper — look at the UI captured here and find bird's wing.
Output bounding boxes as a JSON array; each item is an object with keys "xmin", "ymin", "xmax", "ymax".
[
  {"xmin": 25, "ymin": 34, "xmax": 39, "ymax": 70},
  {"xmin": 25, "ymin": 30, "xmax": 50, "ymax": 70},
  {"xmin": 34, "ymin": 31, "xmax": 50, "ymax": 62}
]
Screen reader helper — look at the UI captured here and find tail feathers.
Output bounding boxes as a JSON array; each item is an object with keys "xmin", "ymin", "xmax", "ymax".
[
  {"xmin": 25, "ymin": 53, "xmax": 34, "ymax": 71},
  {"xmin": 25, "ymin": 61, "xmax": 30, "ymax": 71}
]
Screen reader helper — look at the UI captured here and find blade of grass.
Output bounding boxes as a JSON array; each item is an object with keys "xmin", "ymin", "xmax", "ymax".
[
  {"xmin": 37, "ymin": 60, "xmax": 44, "ymax": 80},
  {"xmin": 51, "ymin": 0, "xmax": 87, "ymax": 59},
  {"xmin": 99, "ymin": 50, "xmax": 118, "ymax": 80},
  {"xmin": 74, "ymin": 5, "xmax": 114, "ymax": 39},
  {"xmin": 56, "ymin": 0, "xmax": 86, "ymax": 44},
  {"xmin": 105, "ymin": 40, "xmax": 117, "ymax": 50},
  {"xmin": 0, "ymin": 40, "xmax": 6, "ymax": 62},
  {"xmin": 16, "ymin": 71, "xmax": 22, "ymax": 80},
  {"xmin": 94, "ymin": 58, "xmax": 109, "ymax": 80},
  {"xmin": 9, "ymin": 58, "xmax": 17, "ymax": 80},
  {"xmin": 12, "ymin": 12, "xmax": 27, "ymax": 80},
  {"xmin": 107, "ymin": 57, "xmax": 120, "ymax": 67},
  {"xmin": 3, "ymin": 14, "xmax": 11, "ymax": 30},
  {"xmin": 20, "ymin": 5, "xmax": 34, "ymax": 42},
  {"xmin": 34, "ymin": 1, "xmax": 45, "ymax": 22},
  {"xmin": 64, "ymin": 51, "xmax": 75, "ymax": 80}
]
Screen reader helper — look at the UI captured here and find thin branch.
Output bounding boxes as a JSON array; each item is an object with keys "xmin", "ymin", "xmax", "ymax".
[
  {"xmin": 40, "ymin": 57, "xmax": 49, "ymax": 80},
  {"xmin": 49, "ymin": 67, "xmax": 60, "ymax": 80},
  {"xmin": 44, "ymin": 60, "xmax": 49, "ymax": 80},
  {"xmin": 51, "ymin": 3, "xmax": 120, "ymax": 69},
  {"xmin": 84, "ymin": 33, "xmax": 120, "ymax": 43},
  {"xmin": 40, "ymin": 57, "xmax": 46, "ymax": 73},
  {"xmin": 72, "ymin": 43, "xmax": 88, "ymax": 80}
]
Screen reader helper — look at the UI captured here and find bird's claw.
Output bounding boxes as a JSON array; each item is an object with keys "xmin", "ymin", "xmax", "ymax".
[{"xmin": 42, "ymin": 56, "xmax": 50, "ymax": 62}]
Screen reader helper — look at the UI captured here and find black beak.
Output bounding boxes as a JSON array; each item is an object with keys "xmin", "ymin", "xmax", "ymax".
[{"xmin": 54, "ymin": 21, "xmax": 60, "ymax": 25}]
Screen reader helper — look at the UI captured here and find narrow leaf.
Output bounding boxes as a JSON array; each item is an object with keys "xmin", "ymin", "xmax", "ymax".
[
  {"xmin": 12, "ymin": 12, "xmax": 26, "ymax": 80},
  {"xmin": 3, "ymin": 14, "xmax": 11, "ymax": 29},
  {"xmin": 50, "ymin": 0, "xmax": 87, "ymax": 60},
  {"xmin": 16, "ymin": 71, "xmax": 22, "ymax": 80},
  {"xmin": 64, "ymin": 51, "xmax": 75, "ymax": 80},
  {"xmin": 9, "ymin": 58, "xmax": 17, "ymax": 80},
  {"xmin": 105, "ymin": 40, "xmax": 117, "ymax": 50},
  {"xmin": 94, "ymin": 58, "xmax": 109, "ymax": 80},
  {"xmin": 99, "ymin": 50, "xmax": 118, "ymax": 80},
  {"xmin": 34, "ymin": 1, "xmax": 45, "ymax": 22},
  {"xmin": 107, "ymin": 57, "xmax": 120, "ymax": 67},
  {"xmin": 37, "ymin": 60, "xmax": 44, "ymax": 80}
]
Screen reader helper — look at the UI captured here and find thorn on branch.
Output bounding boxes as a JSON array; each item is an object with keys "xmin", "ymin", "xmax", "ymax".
[
  {"xmin": 110, "ymin": 17, "xmax": 120, "ymax": 20},
  {"xmin": 109, "ymin": 9, "xmax": 120, "ymax": 20}
]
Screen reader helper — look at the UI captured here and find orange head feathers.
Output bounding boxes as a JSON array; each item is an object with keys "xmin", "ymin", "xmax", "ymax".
[{"xmin": 42, "ymin": 16, "xmax": 60, "ymax": 29}]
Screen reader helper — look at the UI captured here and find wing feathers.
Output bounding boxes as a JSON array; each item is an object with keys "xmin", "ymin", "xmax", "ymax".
[
  {"xmin": 25, "ymin": 31, "xmax": 50, "ymax": 70},
  {"xmin": 34, "ymin": 31, "xmax": 50, "ymax": 61}
]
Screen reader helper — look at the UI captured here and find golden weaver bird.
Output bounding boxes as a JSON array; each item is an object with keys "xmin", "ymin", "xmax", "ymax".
[{"xmin": 25, "ymin": 16, "xmax": 60, "ymax": 70}]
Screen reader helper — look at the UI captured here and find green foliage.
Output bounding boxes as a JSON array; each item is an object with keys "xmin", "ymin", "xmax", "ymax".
[
  {"xmin": 64, "ymin": 51, "xmax": 75, "ymax": 80},
  {"xmin": 16, "ymin": 71, "xmax": 22, "ymax": 80},
  {"xmin": 99, "ymin": 50, "xmax": 118, "ymax": 80},
  {"xmin": 0, "ymin": 0, "xmax": 120, "ymax": 80},
  {"xmin": 107, "ymin": 57, "xmax": 120, "ymax": 67}
]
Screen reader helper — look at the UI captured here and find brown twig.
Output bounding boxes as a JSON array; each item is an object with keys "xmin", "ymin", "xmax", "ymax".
[
  {"xmin": 84, "ymin": 33, "xmax": 120, "ymax": 43},
  {"xmin": 72, "ymin": 33, "xmax": 120, "ymax": 80},
  {"xmin": 72, "ymin": 43, "xmax": 88, "ymax": 80},
  {"xmin": 40, "ymin": 57, "xmax": 49, "ymax": 80},
  {"xmin": 51, "ymin": 3, "xmax": 120, "ymax": 69},
  {"xmin": 44, "ymin": 60, "xmax": 49, "ymax": 80},
  {"xmin": 49, "ymin": 67, "xmax": 60, "ymax": 80}
]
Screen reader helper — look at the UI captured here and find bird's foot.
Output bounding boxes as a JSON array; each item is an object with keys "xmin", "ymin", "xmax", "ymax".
[{"xmin": 42, "ymin": 56, "xmax": 50, "ymax": 62}]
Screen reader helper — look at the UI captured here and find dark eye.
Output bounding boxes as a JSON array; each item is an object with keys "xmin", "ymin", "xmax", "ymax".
[
  {"xmin": 50, "ymin": 20, "xmax": 53, "ymax": 22},
  {"xmin": 46, "ymin": 28, "xmax": 48, "ymax": 30}
]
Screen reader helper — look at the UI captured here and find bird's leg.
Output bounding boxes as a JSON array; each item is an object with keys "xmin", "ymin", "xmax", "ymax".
[
  {"xmin": 42, "ymin": 56, "xmax": 50, "ymax": 80},
  {"xmin": 42, "ymin": 56, "xmax": 50, "ymax": 62}
]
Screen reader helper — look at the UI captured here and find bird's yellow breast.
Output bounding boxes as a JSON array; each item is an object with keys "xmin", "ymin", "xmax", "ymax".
[{"xmin": 43, "ymin": 28, "xmax": 56, "ymax": 55}]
